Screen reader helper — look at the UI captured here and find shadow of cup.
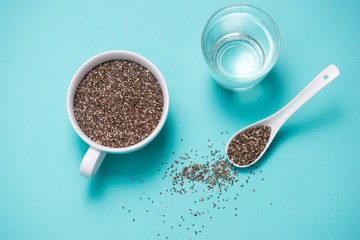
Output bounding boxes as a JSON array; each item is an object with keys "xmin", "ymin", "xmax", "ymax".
[{"xmin": 85, "ymin": 115, "xmax": 173, "ymax": 198}]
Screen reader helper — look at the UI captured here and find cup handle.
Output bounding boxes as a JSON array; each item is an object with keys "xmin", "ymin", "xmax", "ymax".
[{"xmin": 79, "ymin": 147, "xmax": 106, "ymax": 178}]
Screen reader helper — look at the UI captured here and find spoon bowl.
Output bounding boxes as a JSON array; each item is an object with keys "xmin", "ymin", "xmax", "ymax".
[
  {"xmin": 226, "ymin": 65, "xmax": 340, "ymax": 168},
  {"xmin": 226, "ymin": 117, "xmax": 279, "ymax": 168}
]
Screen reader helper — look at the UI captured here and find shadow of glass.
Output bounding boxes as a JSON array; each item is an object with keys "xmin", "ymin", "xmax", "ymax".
[{"xmin": 209, "ymin": 67, "xmax": 286, "ymax": 121}]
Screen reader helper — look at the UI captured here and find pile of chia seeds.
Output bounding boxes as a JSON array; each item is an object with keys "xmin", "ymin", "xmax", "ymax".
[
  {"xmin": 171, "ymin": 149, "xmax": 239, "ymax": 195},
  {"xmin": 73, "ymin": 60, "xmax": 164, "ymax": 148},
  {"xmin": 227, "ymin": 125, "xmax": 271, "ymax": 166}
]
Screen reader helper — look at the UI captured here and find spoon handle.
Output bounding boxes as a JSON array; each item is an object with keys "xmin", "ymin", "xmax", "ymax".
[{"xmin": 274, "ymin": 65, "xmax": 340, "ymax": 125}]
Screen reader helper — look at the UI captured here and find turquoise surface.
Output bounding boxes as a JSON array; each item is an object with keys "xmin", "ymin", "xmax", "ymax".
[{"xmin": 1, "ymin": 0, "xmax": 360, "ymax": 239}]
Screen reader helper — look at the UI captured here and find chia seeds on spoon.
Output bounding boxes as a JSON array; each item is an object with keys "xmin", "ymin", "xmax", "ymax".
[
  {"xmin": 227, "ymin": 125, "xmax": 271, "ymax": 166},
  {"xmin": 73, "ymin": 60, "xmax": 164, "ymax": 148}
]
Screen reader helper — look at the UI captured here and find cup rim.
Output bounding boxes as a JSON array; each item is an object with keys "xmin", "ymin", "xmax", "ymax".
[
  {"xmin": 67, "ymin": 50, "xmax": 169, "ymax": 153},
  {"xmin": 201, "ymin": 4, "xmax": 281, "ymax": 83}
]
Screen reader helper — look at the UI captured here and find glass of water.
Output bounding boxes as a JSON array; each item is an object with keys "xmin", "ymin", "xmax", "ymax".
[{"xmin": 201, "ymin": 4, "xmax": 280, "ymax": 90}]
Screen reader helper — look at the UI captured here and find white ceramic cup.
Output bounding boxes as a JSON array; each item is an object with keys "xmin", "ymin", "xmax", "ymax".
[{"xmin": 67, "ymin": 50, "xmax": 169, "ymax": 178}]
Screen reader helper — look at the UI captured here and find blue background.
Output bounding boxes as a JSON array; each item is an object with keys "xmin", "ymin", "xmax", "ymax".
[{"xmin": 1, "ymin": 0, "xmax": 360, "ymax": 239}]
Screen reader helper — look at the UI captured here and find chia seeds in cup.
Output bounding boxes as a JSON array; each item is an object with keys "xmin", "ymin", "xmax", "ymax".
[{"xmin": 73, "ymin": 60, "xmax": 164, "ymax": 148}]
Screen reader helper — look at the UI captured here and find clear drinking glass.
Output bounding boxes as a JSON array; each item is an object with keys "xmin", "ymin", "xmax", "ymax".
[{"xmin": 201, "ymin": 4, "xmax": 280, "ymax": 90}]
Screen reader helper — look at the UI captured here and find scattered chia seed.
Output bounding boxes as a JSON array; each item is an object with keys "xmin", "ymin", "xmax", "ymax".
[
  {"xmin": 122, "ymin": 131, "xmax": 268, "ymax": 239},
  {"xmin": 227, "ymin": 125, "xmax": 271, "ymax": 166},
  {"xmin": 73, "ymin": 60, "xmax": 164, "ymax": 148}
]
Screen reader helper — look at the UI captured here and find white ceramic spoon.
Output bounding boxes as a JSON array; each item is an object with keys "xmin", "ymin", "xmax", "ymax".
[{"xmin": 226, "ymin": 65, "xmax": 340, "ymax": 168}]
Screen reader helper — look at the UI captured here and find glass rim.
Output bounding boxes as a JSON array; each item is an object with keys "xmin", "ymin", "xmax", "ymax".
[{"xmin": 201, "ymin": 4, "xmax": 281, "ymax": 83}]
